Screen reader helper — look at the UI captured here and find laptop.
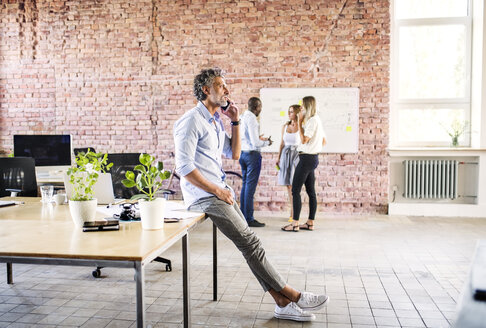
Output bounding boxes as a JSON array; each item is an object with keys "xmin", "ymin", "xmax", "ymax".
[{"xmin": 63, "ymin": 172, "xmax": 123, "ymax": 205}]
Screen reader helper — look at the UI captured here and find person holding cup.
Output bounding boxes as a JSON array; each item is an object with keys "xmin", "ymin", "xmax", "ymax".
[{"xmin": 239, "ymin": 97, "xmax": 272, "ymax": 227}]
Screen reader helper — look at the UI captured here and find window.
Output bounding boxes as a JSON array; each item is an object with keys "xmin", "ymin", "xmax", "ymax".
[{"xmin": 391, "ymin": 0, "xmax": 472, "ymax": 147}]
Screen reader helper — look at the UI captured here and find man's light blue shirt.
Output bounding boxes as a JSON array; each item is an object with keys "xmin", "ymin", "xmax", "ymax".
[
  {"xmin": 174, "ymin": 101, "xmax": 233, "ymax": 207},
  {"xmin": 240, "ymin": 110, "xmax": 269, "ymax": 152}
]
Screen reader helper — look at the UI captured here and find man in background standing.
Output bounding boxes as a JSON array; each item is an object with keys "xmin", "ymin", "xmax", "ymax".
[{"xmin": 239, "ymin": 97, "xmax": 272, "ymax": 227}]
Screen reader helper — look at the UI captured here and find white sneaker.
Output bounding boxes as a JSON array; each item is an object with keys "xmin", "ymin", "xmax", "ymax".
[
  {"xmin": 296, "ymin": 292, "xmax": 329, "ymax": 311},
  {"xmin": 274, "ymin": 302, "xmax": 315, "ymax": 321}
]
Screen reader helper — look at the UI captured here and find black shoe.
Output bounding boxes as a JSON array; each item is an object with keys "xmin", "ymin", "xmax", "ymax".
[{"xmin": 248, "ymin": 219, "xmax": 266, "ymax": 227}]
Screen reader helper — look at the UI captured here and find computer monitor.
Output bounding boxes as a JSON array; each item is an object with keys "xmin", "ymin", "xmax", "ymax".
[
  {"xmin": 13, "ymin": 135, "xmax": 72, "ymax": 179},
  {"xmin": 14, "ymin": 135, "xmax": 72, "ymax": 166}
]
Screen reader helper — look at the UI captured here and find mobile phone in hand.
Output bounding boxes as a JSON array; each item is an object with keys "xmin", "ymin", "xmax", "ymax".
[{"xmin": 221, "ymin": 101, "xmax": 230, "ymax": 111}]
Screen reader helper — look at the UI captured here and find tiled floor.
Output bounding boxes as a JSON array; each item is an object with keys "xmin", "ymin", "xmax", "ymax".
[{"xmin": 1, "ymin": 213, "xmax": 486, "ymax": 328}]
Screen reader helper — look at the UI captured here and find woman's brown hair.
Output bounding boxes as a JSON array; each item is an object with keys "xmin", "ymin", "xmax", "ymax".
[{"xmin": 287, "ymin": 104, "xmax": 301, "ymax": 125}]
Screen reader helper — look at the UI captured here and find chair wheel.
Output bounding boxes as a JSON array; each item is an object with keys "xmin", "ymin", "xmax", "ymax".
[
  {"xmin": 92, "ymin": 269, "xmax": 101, "ymax": 278},
  {"xmin": 166, "ymin": 264, "xmax": 171, "ymax": 272}
]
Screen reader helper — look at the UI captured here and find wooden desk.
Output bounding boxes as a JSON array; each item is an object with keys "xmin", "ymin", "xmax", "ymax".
[{"xmin": 0, "ymin": 197, "xmax": 214, "ymax": 328}]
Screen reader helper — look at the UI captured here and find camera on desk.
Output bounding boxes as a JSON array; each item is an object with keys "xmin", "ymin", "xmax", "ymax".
[{"xmin": 114, "ymin": 203, "xmax": 140, "ymax": 221}]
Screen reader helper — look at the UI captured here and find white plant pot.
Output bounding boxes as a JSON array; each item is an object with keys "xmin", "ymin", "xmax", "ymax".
[
  {"xmin": 69, "ymin": 199, "xmax": 98, "ymax": 227},
  {"xmin": 139, "ymin": 198, "xmax": 166, "ymax": 230}
]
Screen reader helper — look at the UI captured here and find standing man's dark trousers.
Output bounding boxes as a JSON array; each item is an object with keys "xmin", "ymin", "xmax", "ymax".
[{"xmin": 239, "ymin": 150, "xmax": 262, "ymax": 223}]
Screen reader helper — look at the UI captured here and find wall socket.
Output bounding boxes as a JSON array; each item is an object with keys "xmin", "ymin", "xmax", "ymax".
[{"xmin": 392, "ymin": 185, "xmax": 399, "ymax": 192}]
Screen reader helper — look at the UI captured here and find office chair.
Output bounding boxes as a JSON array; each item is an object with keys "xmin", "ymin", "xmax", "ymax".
[
  {"xmin": 91, "ymin": 153, "xmax": 172, "ymax": 278},
  {"xmin": 106, "ymin": 153, "xmax": 141, "ymax": 199},
  {"xmin": 161, "ymin": 170, "xmax": 182, "ymax": 200},
  {"xmin": 0, "ymin": 157, "xmax": 38, "ymax": 284},
  {"xmin": 0, "ymin": 157, "xmax": 38, "ymax": 197}
]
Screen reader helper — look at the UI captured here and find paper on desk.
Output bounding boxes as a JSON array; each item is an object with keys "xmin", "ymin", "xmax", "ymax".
[
  {"xmin": 96, "ymin": 201, "xmax": 203, "ymax": 220},
  {"xmin": 97, "ymin": 206, "xmax": 122, "ymax": 217}
]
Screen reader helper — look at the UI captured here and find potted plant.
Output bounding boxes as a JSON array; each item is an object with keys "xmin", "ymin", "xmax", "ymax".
[
  {"xmin": 122, "ymin": 153, "xmax": 171, "ymax": 230},
  {"xmin": 443, "ymin": 119, "xmax": 468, "ymax": 147},
  {"xmin": 66, "ymin": 149, "xmax": 112, "ymax": 227}
]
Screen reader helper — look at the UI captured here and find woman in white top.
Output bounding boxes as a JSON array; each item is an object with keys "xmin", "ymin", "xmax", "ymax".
[
  {"xmin": 281, "ymin": 96, "xmax": 326, "ymax": 232},
  {"xmin": 276, "ymin": 104, "xmax": 301, "ymax": 221}
]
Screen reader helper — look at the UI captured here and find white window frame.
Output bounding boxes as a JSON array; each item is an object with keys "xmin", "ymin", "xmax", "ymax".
[{"xmin": 390, "ymin": 0, "xmax": 473, "ymax": 147}]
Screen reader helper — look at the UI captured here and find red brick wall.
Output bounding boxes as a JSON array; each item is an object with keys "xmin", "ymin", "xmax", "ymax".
[{"xmin": 0, "ymin": 0, "xmax": 390, "ymax": 214}]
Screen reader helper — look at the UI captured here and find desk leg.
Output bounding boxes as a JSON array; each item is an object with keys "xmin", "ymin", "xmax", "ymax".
[
  {"xmin": 213, "ymin": 222, "xmax": 217, "ymax": 301},
  {"xmin": 134, "ymin": 261, "xmax": 145, "ymax": 328},
  {"xmin": 7, "ymin": 263, "xmax": 12, "ymax": 284},
  {"xmin": 182, "ymin": 234, "xmax": 191, "ymax": 328}
]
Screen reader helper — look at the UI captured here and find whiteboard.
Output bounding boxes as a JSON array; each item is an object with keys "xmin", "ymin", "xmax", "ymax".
[{"xmin": 259, "ymin": 88, "xmax": 359, "ymax": 153}]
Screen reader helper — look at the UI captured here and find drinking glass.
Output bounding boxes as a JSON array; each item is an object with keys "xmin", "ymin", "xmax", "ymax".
[{"xmin": 40, "ymin": 185, "xmax": 54, "ymax": 203}]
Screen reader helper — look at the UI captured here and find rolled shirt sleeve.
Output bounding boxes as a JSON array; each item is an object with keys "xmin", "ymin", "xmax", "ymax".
[
  {"xmin": 174, "ymin": 114, "xmax": 198, "ymax": 177},
  {"xmin": 247, "ymin": 114, "xmax": 267, "ymax": 148},
  {"xmin": 304, "ymin": 117, "xmax": 317, "ymax": 139},
  {"xmin": 241, "ymin": 111, "xmax": 269, "ymax": 151}
]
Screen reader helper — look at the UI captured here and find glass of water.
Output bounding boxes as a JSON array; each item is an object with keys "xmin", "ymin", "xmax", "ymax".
[{"xmin": 40, "ymin": 185, "xmax": 54, "ymax": 203}]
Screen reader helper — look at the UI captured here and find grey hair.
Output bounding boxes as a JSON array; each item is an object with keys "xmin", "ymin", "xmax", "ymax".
[{"xmin": 193, "ymin": 67, "xmax": 225, "ymax": 101}]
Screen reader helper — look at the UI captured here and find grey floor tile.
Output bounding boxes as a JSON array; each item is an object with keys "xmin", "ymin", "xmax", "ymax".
[
  {"xmin": 80, "ymin": 317, "xmax": 112, "ymax": 328},
  {"xmin": 15, "ymin": 313, "xmax": 47, "ymax": 324},
  {"xmin": 0, "ymin": 312, "xmax": 24, "ymax": 322},
  {"xmin": 398, "ymin": 317, "xmax": 426, "ymax": 327},
  {"xmin": 374, "ymin": 316, "xmax": 400, "ymax": 326},
  {"xmin": 350, "ymin": 315, "xmax": 376, "ymax": 325},
  {"xmin": 105, "ymin": 319, "xmax": 134, "ymax": 328},
  {"xmin": 1, "ymin": 215, "xmax": 485, "ymax": 327},
  {"xmin": 37, "ymin": 314, "xmax": 69, "ymax": 325},
  {"xmin": 59, "ymin": 315, "xmax": 90, "ymax": 326}
]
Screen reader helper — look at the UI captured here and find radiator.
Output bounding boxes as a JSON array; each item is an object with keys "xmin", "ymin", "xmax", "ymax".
[{"xmin": 403, "ymin": 160, "xmax": 458, "ymax": 199}]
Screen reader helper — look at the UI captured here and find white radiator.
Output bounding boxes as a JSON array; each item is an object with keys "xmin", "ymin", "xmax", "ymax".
[{"xmin": 403, "ymin": 160, "xmax": 458, "ymax": 200}]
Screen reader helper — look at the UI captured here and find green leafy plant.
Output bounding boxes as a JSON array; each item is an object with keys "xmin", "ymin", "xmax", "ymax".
[
  {"xmin": 67, "ymin": 149, "xmax": 113, "ymax": 201},
  {"xmin": 121, "ymin": 153, "xmax": 171, "ymax": 201}
]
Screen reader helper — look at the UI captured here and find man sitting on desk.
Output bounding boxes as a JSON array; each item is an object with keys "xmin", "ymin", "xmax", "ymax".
[{"xmin": 173, "ymin": 67, "xmax": 329, "ymax": 322}]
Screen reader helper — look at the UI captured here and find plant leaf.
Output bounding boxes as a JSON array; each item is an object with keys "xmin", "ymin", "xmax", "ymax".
[
  {"xmin": 122, "ymin": 179, "xmax": 136, "ymax": 188},
  {"xmin": 139, "ymin": 153, "xmax": 152, "ymax": 166},
  {"xmin": 130, "ymin": 194, "xmax": 149, "ymax": 201},
  {"xmin": 162, "ymin": 171, "xmax": 171, "ymax": 179},
  {"xmin": 125, "ymin": 171, "xmax": 135, "ymax": 180},
  {"xmin": 134, "ymin": 164, "xmax": 145, "ymax": 173}
]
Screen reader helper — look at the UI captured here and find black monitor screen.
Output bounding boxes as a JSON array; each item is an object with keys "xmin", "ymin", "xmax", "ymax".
[{"xmin": 13, "ymin": 135, "xmax": 72, "ymax": 166}]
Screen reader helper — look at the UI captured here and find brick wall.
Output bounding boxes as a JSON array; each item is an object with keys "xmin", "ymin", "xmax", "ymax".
[{"xmin": 0, "ymin": 0, "xmax": 390, "ymax": 214}]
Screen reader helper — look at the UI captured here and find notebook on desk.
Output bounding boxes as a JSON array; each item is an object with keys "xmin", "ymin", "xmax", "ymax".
[{"xmin": 63, "ymin": 172, "xmax": 124, "ymax": 205}]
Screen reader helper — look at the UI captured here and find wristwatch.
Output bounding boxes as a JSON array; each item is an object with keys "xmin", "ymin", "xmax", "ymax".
[{"xmin": 230, "ymin": 120, "xmax": 241, "ymax": 126}]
